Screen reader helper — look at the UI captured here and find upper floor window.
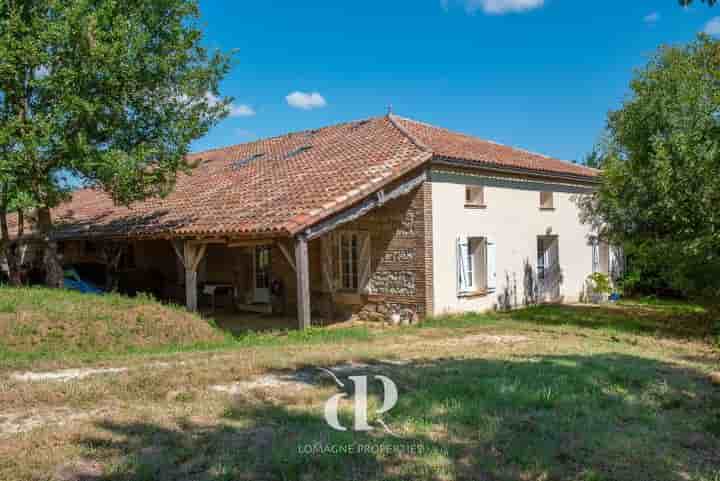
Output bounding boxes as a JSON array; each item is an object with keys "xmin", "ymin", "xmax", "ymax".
[
  {"xmin": 465, "ymin": 185, "xmax": 485, "ymax": 208},
  {"xmin": 540, "ymin": 191, "xmax": 555, "ymax": 210}
]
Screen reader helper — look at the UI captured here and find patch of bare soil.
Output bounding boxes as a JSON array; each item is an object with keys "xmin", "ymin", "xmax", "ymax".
[
  {"xmin": 209, "ymin": 360, "xmax": 418, "ymax": 398},
  {"xmin": 210, "ymin": 370, "xmax": 317, "ymax": 395},
  {"xmin": 0, "ymin": 406, "xmax": 110, "ymax": 437},
  {"xmin": 429, "ymin": 334, "xmax": 530, "ymax": 347},
  {"xmin": 8, "ymin": 359, "xmax": 196, "ymax": 383},
  {"xmin": 52, "ymin": 459, "xmax": 104, "ymax": 481},
  {"xmin": 11, "ymin": 367, "xmax": 129, "ymax": 382}
]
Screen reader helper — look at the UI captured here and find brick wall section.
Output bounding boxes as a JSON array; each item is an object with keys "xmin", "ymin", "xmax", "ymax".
[
  {"xmin": 316, "ymin": 180, "xmax": 432, "ymax": 324},
  {"xmin": 422, "ymin": 181, "xmax": 434, "ymax": 318}
]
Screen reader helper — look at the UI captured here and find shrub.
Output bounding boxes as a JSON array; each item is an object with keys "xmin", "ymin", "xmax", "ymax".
[{"xmin": 588, "ymin": 273, "xmax": 613, "ymax": 296}]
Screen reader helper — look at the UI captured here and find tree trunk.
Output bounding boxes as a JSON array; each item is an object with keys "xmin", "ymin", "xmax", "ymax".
[
  {"xmin": 0, "ymin": 208, "xmax": 22, "ymax": 286},
  {"xmin": 37, "ymin": 207, "xmax": 63, "ymax": 288}
]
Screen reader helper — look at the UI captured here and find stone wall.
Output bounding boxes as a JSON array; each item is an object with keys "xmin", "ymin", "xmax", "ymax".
[{"xmin": 317, "ymin": 181, "xmax": 432, "ymax": 325}]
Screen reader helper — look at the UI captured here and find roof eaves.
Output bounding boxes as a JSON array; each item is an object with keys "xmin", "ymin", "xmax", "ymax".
[
  {"xmin": 284, "ymin": 150, "xmax": 434, "ymax": 237},
  {"xmin": 432, "ymin": 156, "xmax": 601, "ymax": 184}
]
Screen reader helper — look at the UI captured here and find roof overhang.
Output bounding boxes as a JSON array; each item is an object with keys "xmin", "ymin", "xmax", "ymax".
[{"xmin": 431, "ymin": 156, "xmax": 601, "ymax": 186}]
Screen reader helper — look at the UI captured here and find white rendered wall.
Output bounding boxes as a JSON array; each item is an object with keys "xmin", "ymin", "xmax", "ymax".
[{"xmin": 430, "ymin": 169, "xmax": 596, "ymax": 314}]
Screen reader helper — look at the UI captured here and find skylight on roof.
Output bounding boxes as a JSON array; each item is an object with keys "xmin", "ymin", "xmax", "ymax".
[
  {"xmin": 284, "ymin": 145, "xmax": 312, "ymax": 159},
  {"xmin": 232, "ymin": 153, "xmax": 264, "ymax": 170},
  {"xmin": 350, "ymin": 120, "xmax": 371, "ymax": 130}
]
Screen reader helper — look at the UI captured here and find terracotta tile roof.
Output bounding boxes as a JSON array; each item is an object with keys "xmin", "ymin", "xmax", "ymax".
[
  {"xmin": 9, "ymin": 114, "xmax": 597, "ymax": 240},
  {"xmin": 391, "ymin": 115, "xmax": 599, "ymax": 178}
]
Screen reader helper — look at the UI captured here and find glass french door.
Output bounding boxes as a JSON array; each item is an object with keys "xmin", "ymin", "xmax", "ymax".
[
  {"xmin": 537, "ymin": 236, "xmax": 560, "ymax": 301},
  {"xmin": 253, "ymin": 245, "xmax": 271, "ymax": 304}
]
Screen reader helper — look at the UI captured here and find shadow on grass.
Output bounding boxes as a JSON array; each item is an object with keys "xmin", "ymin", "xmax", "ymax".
[
  {"xmin": 79, "ymin": 353, "xmax": 720, "ymax": 481},
  {"xmin": 509, "ymin": 303, "xmax": 718, "ymax": 342}
]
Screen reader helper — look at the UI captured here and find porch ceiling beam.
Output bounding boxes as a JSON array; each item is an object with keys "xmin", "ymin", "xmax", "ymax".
[
  {"xmin": 277, "ymin": 241, "xmax": 296, "ymax": 273},
  {"xmin": 171, "ymin": 240, "xmax": 185, "ymax": 268},
  {"xmin": 188, "ymin": 238, "xmax": 226, "ymax": 246},
  {"xmin": 228, "ymin": 239, "xmax": 276, "ymax": 248},
  {"xmin": 303, "ymin": 171, "xmax": 427, "ymax": 241}
]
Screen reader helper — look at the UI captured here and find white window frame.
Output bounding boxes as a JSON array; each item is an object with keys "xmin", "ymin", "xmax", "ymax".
[
  {"xmin": 540, "ymin": 191, "xmax": 555, "ymax": 210},
  {"xmin": 336, "ymin": 231, "xmax": 370, "ymax": 293},
  {"xmin": 465, "ymin": 185, "xmax": 485, "ymax": 208},
  {"xmin": 457, "ymin": 236, "xmax": 496, "ymax": 296}
]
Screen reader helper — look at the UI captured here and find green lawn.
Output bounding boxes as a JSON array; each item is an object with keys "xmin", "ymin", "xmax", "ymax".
[
  {"xmin": 0, "ymin": 286, "xmax": 234, "ymax": 366},
  {"xmin": 0, "ymin": 292, "xmax": 718, "ymax": 481}
]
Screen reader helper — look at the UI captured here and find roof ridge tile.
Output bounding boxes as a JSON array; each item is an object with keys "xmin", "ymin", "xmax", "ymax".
[{"xmin": 387, "ymin": 113, "xmax": 432, "ymax": 153}]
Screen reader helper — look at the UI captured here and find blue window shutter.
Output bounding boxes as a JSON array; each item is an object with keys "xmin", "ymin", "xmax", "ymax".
[{"xmin": 486, "ymin": 239, "xmax": 497, "ymax": 291}]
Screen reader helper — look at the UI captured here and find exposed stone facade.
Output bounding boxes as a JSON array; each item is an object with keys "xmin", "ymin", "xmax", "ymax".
[{"xmin": 316, "ymin": 181, "xmax": 433, "ymax": 325}]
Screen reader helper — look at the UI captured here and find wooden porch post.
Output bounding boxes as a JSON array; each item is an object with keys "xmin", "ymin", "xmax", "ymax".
[
  {"xmin": 102, "ymin": 243, "xmax": 126, "ymax": 292},
  {"xmin": 172, "ymin": 240, "xmax": 207, "ymax": 312},
  {"xmin": 295, "ymin": 235, "xmax": 311, "ymax": 330}
]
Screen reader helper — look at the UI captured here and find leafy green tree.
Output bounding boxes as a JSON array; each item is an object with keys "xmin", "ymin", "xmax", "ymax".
[
  {"xmin": 679, "ymin": 0, "xmax": 716, "ymax": 6},
  {"xmin": 580, "ymin": 35, "xmax": 720, "ymax": 298},
  {"xmin": 0, "ymin": 0, "xmax": 231, "ymax": 286},
  {"xmin": 583, "ymin": 149, "xmax": 603, "ymax": 169},
  {"xmin": 0, "ymin": 148, "xmax": 32, "ymax": 285}
]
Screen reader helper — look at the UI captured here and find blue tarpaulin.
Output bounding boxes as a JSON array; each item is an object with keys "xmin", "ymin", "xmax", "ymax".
[{"xmin": 63, "ymin": 268, "xmax": 104, "ymax": 294}]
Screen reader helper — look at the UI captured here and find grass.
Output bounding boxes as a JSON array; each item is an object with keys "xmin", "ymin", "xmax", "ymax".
[
  {"xmin": 0, "ymin": 290, "xmax": 719, "ymax": 480},
  {"xmin": 0, "ymin": 286, "xmax": 383, "ymax": 370},
  {"xmin": 509, "ymin": 298, "xmax": 719, "ymax": 343},
  {"xmin": 0, "ymin": 287, "xmax": 230, "ymax": 365}
]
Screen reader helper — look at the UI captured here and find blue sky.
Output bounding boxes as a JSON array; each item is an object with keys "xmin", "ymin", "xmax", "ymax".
[{"xmin": 192, "ymin": 0, "xmax": 720, "ymax": 163}]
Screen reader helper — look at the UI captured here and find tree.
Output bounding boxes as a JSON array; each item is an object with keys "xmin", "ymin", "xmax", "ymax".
[
  {"xmin": 679, "ymin": 0, "xmax": 716, "ymax": 6},
  {"xmin": 0, "ymin": 153, "xmax": 31, "ymax": 285},
  {"xmin": 583, "ymin": 149, "xmax": 603, "ymax": 169},
  {"xmin": 0, "ymin": 0, "xmax": 231, "ymax": 286},
  {"xmin": 580, "ymin": 35, "xmax": 720, "ymax": 297}
]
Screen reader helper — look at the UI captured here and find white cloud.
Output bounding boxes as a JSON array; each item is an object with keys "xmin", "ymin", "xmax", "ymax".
[
  {"xmin": 286, "ymin": 91, "xmax": 327, "ymax": 110},
  {"xmin": 204, "ymin": 92, "xmax": 255, "ymax": 117},
  {"xmin": 644, "ymin": 12, "xmax": 660, "ymax": 24},
  {"xmin": 445, "ymin": 0, "xmax": 544, "ymax": 15},
  {"xmin": 704, "ymin": 17, "xmax": 720, "ymax": 36},
  {"xmin": 229, "ymin": 104, "xmax": 256, "ymax": 117}
]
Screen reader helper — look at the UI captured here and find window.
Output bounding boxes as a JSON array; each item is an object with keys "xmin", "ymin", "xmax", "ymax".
[
  {"xmin": 540, "ymin": 191, "xmax": 554, "ymax": 210},
  {"xmin": 537, "ymin": 236, "xmax": 561, "ymax": 300},
  {"xmin": 284, "ymin": 145, "xmax": 313, "ymax": 159},
  {"xmin": 255, "ymin": 245, "xmax": 271, "ymax": 289},
  {"xmin": 336, "ymin": 232, "xmax": 370, "ymax": 292},
  {"xmin": 465, "ymin": 186, "xmax": 485, "ymax": 208},
  {"xmin": 457, "ymin": 236, "xmax": 496, "ymax": 295},
  {"xmin": 232, "ymin": 153, "xmax": 264, "ymax": 170}
]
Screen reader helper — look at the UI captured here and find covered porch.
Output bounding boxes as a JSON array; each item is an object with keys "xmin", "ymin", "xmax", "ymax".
[{"xmin": 56, "ymin": 170, "xmax": 429, "ymax": 330}]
